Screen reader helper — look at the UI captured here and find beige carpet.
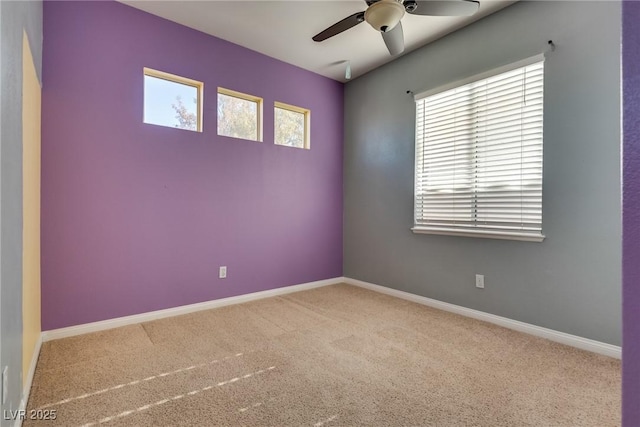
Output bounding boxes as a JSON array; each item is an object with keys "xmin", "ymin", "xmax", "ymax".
[{"xmin": 26, "ymin": 284, "xmax": 620, "ymax": 426}]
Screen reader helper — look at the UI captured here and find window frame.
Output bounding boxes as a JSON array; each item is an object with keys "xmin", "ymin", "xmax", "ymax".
[
  {"xmin": 274, "ymin": 101, "xmax": 311, "ymax": 149},
  {"xmin": 217, "ymin": 87, "xmax": 264, "ymax": 142},
  {"xmin": 412, "ymin": 55, "xmax": 546, "ymax": 242},
  {"xmin": 143, "ymin": 67, "xmax": 204, "ymax": 132}
]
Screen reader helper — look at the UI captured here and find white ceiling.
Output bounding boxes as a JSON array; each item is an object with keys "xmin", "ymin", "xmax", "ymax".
[{"xmin": 120, "ymin": 0, "xmax": 516, "ymax": 82}]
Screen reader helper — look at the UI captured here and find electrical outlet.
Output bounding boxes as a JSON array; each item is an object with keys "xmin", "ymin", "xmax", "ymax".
[
  {"xmin": 475, "ymin": 274, "xmax": 485, "ymax": 289},
  {"xmin": 2, "ymin": 366, "xmax": 8, "ymax": 405},
  {"xmin": 219, "ymin": 266, "xmax": 227, "ymax": 279}
]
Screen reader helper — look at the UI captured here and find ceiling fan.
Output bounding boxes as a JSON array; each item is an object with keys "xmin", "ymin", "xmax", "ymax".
[{"xmin": 312, "ymin": 0, "xmax": 480, "ymax": 56}]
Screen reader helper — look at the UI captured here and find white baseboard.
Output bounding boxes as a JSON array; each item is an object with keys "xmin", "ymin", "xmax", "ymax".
[
  {"xmin": 42, "ymin": 277, "xmax": 345, "ymax": 342},
  {"xmin": 15, "ymin": 333, "xmax": 43, "ymax": 427},
  {"xmin": 343, "ymin": 277, "xmax": 621, "ymax": 359},
  {"xmin": 40, "ymin": 275, "xmax": 620, "ymax": 359}
]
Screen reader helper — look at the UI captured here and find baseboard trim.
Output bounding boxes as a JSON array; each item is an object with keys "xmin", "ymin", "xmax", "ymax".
[
  {"xmin": 15, "ymin": 333, "xmax": 43, "ymax": 427},
  {"xmin": 42, "ymin": 277, "xmax": 345, "ymax": 342},
  {"xmin": 343, "ymin": 277, "xmax": 621, "ymax": 359},
  {"xmin": 40, "ymin": 276, "xmax": 620, "ymax": 358}
]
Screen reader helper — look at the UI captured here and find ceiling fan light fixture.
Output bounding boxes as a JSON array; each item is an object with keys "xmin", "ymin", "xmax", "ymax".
[{"xmin": 364, "ymin": 0, "xmax": 405, "ymax": 33}]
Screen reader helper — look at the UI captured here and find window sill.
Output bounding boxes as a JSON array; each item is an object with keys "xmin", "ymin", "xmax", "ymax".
[
  {"xmin": 217, "ymin": 133, "xmax": 262, "ymax": 143},
  {"xmin": 411, "ymin": 227, "xmax": 545, "ymax": 242}
]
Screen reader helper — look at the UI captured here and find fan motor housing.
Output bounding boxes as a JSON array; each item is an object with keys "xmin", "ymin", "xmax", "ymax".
[{"xmin": 364, "ymin": 0, "xmax": 406, "ymax": 32}]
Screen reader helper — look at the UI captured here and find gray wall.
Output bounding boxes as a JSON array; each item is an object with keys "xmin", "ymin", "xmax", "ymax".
[
  {"xmin": 344, "ymin": 1, "xmax": 621, "ymax": 345},
  {"xmin": 0, "ymin": 1, "xmax": 42, "ymax": 422}
]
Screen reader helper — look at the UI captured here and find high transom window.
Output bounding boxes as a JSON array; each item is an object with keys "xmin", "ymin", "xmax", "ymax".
[
  {"xmin": 217, "ymin": 87, "xmax": 263, "ymax": 142},
  {"xmin": 143, "ymin": 68, "xmax": 203, "ymax": 132}
]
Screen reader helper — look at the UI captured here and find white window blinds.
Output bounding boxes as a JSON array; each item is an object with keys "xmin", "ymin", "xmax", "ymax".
[{"xmin": 413, "ymin": 57, "xmax": 545, "ymax": 241}]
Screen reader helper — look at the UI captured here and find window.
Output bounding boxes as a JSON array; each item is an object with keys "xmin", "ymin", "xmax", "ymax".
[
  {"xmin": 217, "ymin": 87, "xmax": 263, "ymax": 141},
  {"xmin": 143, "ymin": 68, "xmax": 203, "ymax": 132},
  {"xmin": 274, "ymin": 102, "xmax": 310, "ymax": 149},
  {"xmin": 413, "ymin": 56, "xmax": 545, "ymax": 241}
]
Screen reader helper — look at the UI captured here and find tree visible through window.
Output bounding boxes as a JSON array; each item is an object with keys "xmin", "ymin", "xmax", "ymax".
[
  {"xmin": 274, "ymin": 102, "xmax": 310, "ymax": 149},
  {"xmin": 217, "ymin": 88, "xmax": 262, "ymax": 141},
  {"xmin": 143, "ymin": 68, "xmax": 203, "ymax": 132},
  {"xmin": 172, "ymin": 96, "xmax": 197, "ymax": 131},
  {"xmin": 275, "ymin": 108, "xmax": 303, "ymax": 147}
]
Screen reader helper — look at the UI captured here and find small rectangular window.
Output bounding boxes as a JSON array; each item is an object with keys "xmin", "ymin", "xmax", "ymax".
[
  {"xmin": 274, "ymin": 102, "xmax": 310, "ymax": 149},
  {"xmin": 217, "ymin": 88, "xmax": 263, "ymax": 141},
  {"xmin": 413, "ymin": 56, "xmax": 545, "ymax": 241},
  {"xmin": 143, "ymin": 68, "xmax": 203, "ymax": 132}
]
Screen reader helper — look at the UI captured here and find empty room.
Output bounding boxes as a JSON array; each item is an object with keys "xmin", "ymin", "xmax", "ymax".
[{"xmin": 1, "ymin": 0, "xmax": 639, "ymax": 426}]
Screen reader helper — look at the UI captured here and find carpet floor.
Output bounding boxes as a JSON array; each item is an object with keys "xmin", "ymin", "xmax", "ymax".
[{"xmin": 25, "ymin": 284, "xmax": 620, "ymax": 426}]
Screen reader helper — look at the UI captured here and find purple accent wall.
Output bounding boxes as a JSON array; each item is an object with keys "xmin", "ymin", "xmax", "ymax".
[
  {"xmin": 41, "ymin": 1, "xmax": 344, "ymax": 330},
  {"xmin": 623, "ymin": 2, "xmax": 640, "ymax": 425}
]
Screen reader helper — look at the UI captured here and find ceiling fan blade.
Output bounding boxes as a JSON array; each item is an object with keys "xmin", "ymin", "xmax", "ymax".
[
  {"xmin": 382, "ymin": 22, "xmax": 404, "ymax": 56},
  {"xmin": 312, "ymin": 12, "xmax": 365, "ymax": 42},
  {"xmin": 406, "ymin": 0, "xmax": 480, "ymax": 16}
]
